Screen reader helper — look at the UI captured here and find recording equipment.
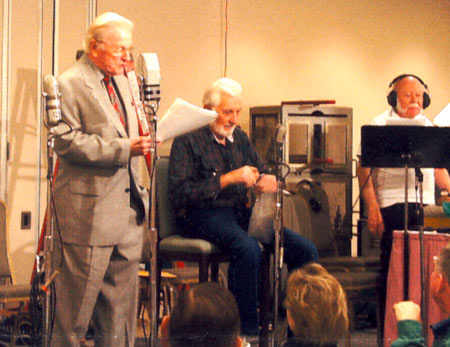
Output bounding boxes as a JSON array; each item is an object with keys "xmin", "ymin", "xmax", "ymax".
[
  {"xmin": 266, "ymin": 123, "xmax": 286, "ymax": 163},
  {"xmin": 43, "ymin": 74, "xmax": 62, "ymax": 127},
  {"xmin": 137, "ymin": 53, "xmax": 161, "ymax": 103},
  {"xmin": 387, "ymin": 74, "xmax": 431, "ymax": 109}
]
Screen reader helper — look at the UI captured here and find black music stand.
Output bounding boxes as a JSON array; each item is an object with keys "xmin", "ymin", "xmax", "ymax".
[{"xmin": 361, "ymin": 125, "xmax": 450, "ymax": 341}]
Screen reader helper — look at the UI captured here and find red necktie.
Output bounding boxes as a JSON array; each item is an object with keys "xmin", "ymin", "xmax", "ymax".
[{"xmin": 104, "ymin": 75, "xmax": 127, "ymax": 131}]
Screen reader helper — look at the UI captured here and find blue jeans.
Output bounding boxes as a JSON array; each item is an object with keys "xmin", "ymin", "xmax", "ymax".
[{"xmin": 180, "ymin": 207, "xmax": 318, "ymax": 335}]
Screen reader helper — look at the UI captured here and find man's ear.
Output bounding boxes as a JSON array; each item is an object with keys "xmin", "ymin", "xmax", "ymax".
[
  {"xmin": 89, "ymin": 40, "xmax": 98, "ymax": 57},
  {"xmin": 160, "ymin": 315, "xmax": 170, "ymax": 347},
  {"xmin": 437, "ymin": 273, "xmax": 448, "ymax": 293},
  {"xmin": 441, "ymin": 274, "xmax": 450, "ymax": 292},
  {"xmin": 234, "ymin": 336, "xmax": 243, "ymax": 347}
]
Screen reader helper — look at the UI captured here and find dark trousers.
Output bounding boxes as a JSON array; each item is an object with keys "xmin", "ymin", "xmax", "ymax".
[
  {"xmin": 378, "ymin": 202, "xmax": 422, "ymax": 340},
  {"xmin": 180, "ymin": 207, "xmax": 318, "ymax": 335}
]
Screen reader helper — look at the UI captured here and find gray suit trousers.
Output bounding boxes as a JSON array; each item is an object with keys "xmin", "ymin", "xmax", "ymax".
[{"xmin": 50, "ymin": 236, "xmax": 142, "ymax": 347}]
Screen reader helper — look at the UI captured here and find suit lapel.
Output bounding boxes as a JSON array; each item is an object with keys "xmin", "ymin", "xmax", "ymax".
[{"xmin": 79, "ymin": 56, "xmax": 128, "ymax": 138}]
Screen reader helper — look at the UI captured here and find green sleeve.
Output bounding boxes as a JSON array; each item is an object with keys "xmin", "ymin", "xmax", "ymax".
[{"xmin": 391, "ymin": 320, "xmax": 427, "ymax": 347}]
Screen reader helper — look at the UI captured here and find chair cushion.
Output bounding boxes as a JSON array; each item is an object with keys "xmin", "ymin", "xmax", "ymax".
[
  {"xmin": 0, "ymin": 284, "xmax": 30, "ymax": 300},
  {"xmin": 159, "ymin": 235, "xmax": 224, "ymax": 255}
]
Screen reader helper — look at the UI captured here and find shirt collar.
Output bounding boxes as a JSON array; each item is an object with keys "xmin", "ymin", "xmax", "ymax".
[
  {"xmin": 431, "ymin": 317, "xmax": 450, "ymax": 339},
  {"xmin": 209, "ymin": 127, "xmax": 234, "ymax": 144}
]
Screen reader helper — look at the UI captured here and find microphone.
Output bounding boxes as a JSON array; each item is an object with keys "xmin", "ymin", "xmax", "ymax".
[
  {"xmin": 137, "ymin": 53, "xmax": 161, "ymax": 103},
  {"xmin": 43, "ymin": 74, "xmax": 62, "ymax": 127},
  {"xmin": 266, "ymin": 123, "xmax": 287, "ymax": 163}
]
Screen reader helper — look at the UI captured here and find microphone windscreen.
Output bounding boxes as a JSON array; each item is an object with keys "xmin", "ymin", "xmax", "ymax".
[
  {"xmin": 275, "ymin": 124, "xmax": 286, "ymax": 144},
  {"xmin": 137, "ymin": 53, "xmax": 161, "ymax": 85},
  {"xmin": 43, "ymin": 74, "xmax": 58, "ymax": 97}
]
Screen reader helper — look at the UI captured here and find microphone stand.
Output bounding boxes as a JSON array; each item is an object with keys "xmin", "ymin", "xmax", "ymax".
[
  {"xmin": 142, "ymin": 93, "xmax": 159, "ymax": 347},
  {"xmin": 41, "ymin": 97, "xmax": 59, "ymax": 347},
  {"xmin": 271, "ymin": 155, "xmax": 285, "ymax": 347},
  {"xmin": 415, "ymin": 168, "xmax": 427, "ymax": 342},
  {"xmin": 402, "ymin": 156, "xmax": 410, "ymax": 300}
]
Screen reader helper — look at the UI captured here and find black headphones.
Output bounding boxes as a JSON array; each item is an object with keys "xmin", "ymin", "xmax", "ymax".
[{"xmin": 387, "ymin": 74, "xmax": 431, "ymax": 109}]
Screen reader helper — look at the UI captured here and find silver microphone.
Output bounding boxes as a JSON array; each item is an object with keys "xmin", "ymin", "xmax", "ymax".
[
  {"xmin": 266, "ymin": 124, "xmax": 286, "ymax": 163},
  {"xmin": 43, "ymin": 74, "xmax": 62, "ymax": 127},
  {"xmin": 137, "ymin": 53, "xmax": 161, "ymax": 103}
]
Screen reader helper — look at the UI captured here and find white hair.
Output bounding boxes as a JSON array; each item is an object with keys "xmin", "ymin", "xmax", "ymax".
[
  {"xmin": 203, "ymin": 77, "xmax": 242, "ymax": 108},
  {"xmin": 83, "ymin": 12, "xmax": 133, "ymax": 54}
]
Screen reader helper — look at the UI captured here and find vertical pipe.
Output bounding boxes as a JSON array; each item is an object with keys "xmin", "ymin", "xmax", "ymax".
[{"xmin": 1, "ymin": 0, "xmax": 12, "ymax": 202}]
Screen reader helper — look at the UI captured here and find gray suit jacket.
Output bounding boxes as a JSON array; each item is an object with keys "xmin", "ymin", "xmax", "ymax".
[{"xmin": 53, "ymin": 54, "xmax": 147, "ymax": 246}]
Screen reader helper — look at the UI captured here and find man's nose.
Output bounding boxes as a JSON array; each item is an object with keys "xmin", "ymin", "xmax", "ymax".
[
  {"xmin": 122, "ymin": 51, "xmax": 130, "ymax": 61},
  {"xmin": 229, "ymin": 111, "xmax": 239, "ymax": 124}
]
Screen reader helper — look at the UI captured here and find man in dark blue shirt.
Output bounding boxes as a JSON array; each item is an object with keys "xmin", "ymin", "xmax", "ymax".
[{"xmin": 168, "ymin": 77, "xmax": 318, "ymax": 336}]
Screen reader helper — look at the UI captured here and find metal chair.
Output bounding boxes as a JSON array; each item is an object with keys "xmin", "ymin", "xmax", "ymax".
[
  {"xmin": 155, "ymin": 157, "xmax": 230, "ymax": 283},
  {"xmin": 147, "ymin": 157, "xmax": 270, "ymax": 341},
  {"xmin": 0, "ymin": 200, "xmax": 31, "ymax": 346}
]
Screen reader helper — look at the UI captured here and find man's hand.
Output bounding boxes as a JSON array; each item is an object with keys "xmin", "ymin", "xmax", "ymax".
[
  {"xmin": 367, "ymin": 204, "xmax": 384, "ymax": 239},
  {"xmin": 130, "ymin": 136, "xmax": 152, "ymax": 156},
  {"xmin": 393, "ymin": 301, "xmax": 421, "ymax": 322},
  {"xmin": 220, "ymin": 166, "xmax": 259, "ymax": 189},
  {"xmin": 255, "ymin": 174, "xmax": 277, "ymax": 193}
]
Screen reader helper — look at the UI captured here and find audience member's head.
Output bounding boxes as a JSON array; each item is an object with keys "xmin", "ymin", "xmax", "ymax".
[
  {"xmin": 161, "ymin": 282, "xmax": 242, "ymax": 347},
  {"xmin": 431, "ymin": 242, "xmax": 450, "ymax": 315},
  {"xmin": 284, "ymin": 263, "xmax": 349, "ymax": 346}
]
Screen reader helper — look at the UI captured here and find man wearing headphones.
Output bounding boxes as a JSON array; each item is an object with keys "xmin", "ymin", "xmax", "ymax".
[{"xmin": 357, "ymin": 74, "xmax": 450, "ymax": 340}]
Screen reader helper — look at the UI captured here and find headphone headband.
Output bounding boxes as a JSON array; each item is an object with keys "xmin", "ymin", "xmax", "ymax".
[{"xmin": 388, "ymin": 74, "xmax": 428, "ymax": 89}]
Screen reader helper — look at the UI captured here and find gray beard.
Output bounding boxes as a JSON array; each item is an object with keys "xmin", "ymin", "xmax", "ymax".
[{"xmin": 210, "ymin": 122, "xmax": 236, "ymax": 139}]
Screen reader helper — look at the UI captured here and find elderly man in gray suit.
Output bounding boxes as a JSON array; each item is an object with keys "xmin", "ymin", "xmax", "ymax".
[{"xmin": 51, "ymin": 12, "xmax": 151, "ymax": 346}]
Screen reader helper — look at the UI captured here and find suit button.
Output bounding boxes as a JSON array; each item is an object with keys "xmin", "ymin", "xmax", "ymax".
[{"xmin": 125, "ymin": 188, "xmax": 130, "ymax": 193}]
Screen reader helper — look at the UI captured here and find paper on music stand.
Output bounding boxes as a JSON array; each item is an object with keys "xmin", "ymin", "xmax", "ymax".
[
  {"xmin": 156, "ymin": 98, "xmax": 218, "ymax": 141},
  {"xmin": 434, "ymin": 103, "xmax": 450, "ymax": 126},
  {"xmin": 385, "ymin": 117, "xmax": 426, "ymax": 126}
]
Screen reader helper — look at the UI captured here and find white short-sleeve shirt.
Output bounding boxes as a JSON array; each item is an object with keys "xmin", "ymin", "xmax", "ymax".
[{"xmin": 359, "ymin": 109, "xmax": 435, "ymax": 208}]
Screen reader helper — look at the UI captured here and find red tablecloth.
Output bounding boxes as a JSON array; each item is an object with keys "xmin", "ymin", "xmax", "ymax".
[{"xmin": 384, "ymin": 231, "xmax": 450, "ymax": 346}]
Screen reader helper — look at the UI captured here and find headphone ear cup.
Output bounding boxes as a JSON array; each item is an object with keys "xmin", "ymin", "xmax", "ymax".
[
  {"xmin": 423, "ymin": 92, "xmax": 431, "ymax": 109},
  {"xmin": 387, "ymin": 90, "xmax": 397, "ymax": 108},
  {"xmin": 309, "ymin": 197, "xmax": 322, "ymax": 213}
]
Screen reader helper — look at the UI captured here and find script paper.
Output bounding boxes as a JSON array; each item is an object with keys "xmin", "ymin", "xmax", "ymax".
[
  {"xmin": 434, "ymin": 103, "xmax": 450, "ymax": 126},
  {"xmin": 156, "ymin": 98, "xmax": 218, "ymax": 141}
]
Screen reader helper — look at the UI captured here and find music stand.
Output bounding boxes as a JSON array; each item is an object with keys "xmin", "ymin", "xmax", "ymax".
[{"xmin": 361, "ymin": 125, "xmax": 450, "ymax": 340}]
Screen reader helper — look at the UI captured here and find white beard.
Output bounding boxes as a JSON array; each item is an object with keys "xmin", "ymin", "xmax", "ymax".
[{"xmin": 210, "ymin": 122, "xmax": 236, "ymax": 139}]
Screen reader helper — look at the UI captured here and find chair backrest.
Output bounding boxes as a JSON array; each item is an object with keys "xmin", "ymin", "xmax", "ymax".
[
  {"xmin": 0, "ymin": 199, "xmax": 12, "ymax": 281},
  {"xmin": 155, "ymin": 157, "xmax": 179, "ymax": 239}
]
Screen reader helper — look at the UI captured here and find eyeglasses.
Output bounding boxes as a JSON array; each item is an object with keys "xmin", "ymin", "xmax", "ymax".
[{"xmin": 95, "ymin": 39, "xmax": 133, "ymax": 57}]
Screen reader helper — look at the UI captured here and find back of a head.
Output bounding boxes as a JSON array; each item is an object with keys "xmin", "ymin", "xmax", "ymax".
[
  {"xmin": 284, "ymin": 263, "xmax": 349, "ymax": 345},
  {"xmin": 169, "ymin": 282, "xmax": 241, "ymax": 347},
  {"xmin": 202, "ymin": 77, "xmax": 242, "ymax": 109}
]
